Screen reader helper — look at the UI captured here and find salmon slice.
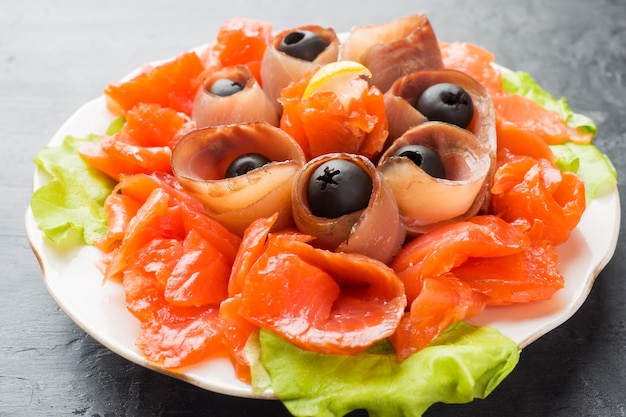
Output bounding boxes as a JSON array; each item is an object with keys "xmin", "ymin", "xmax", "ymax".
[
  {"xmin": 104, "ymin": 51, "xmax": 206, "ymax": 116},
  {"xmin": 78, "ymin": 140, "xmax": 144, "ymax": 181},
  {"xmin": 218, "ymin": 216, "xmax": 276, "ymax": 382},
  {"xmin": 95, "ymin": 193, "xmax": 142, "ymax": 252},
  {"xmin": 390, "ymin": 274, "xmax": 486, "ymax": 360},
  {"xmin": 79, "ymin": 104, "xmax": 193, "ymax": 181},
  {"xmin": 452, "ymin": 240, "xmax": 564, "ymax": 306},
  {"xmin": 388, "ymin": 213, "xmax": 565, "ymax": 359},
  {"xmin": 100, "ymin": 173, "xmax": 238, "ymax": 260},
  {"xmin": 439, "ymin": 41, "xmax": 502, "ymax": 94},
  {"xmin": 227, "ymin": 214, "xmax": 277, "ymax": 297},
  {"xmin": 100, "ymin": 136, "xmax": 172, "ymax": 174},
  {"xmin": 102, "ymin": 188, "xmax": 174, "ymax": 282},
  {"xmin": 279, "ymin": 71, "xmax": 389, "ymax": 160},
  {"xmin": 219, "ymin": 296, "xmax": 258, "ymax": 383},
  {"xmin": 213, "ymin": 18, "xmax": 272, "ymax": 84},
  {"xmin": 391, "ymin": 215, "xmax": 530, "ymax": 303},
  {"xmin": 102, "ymin": 177, "xmax": 241, "ymax": 369},
  {"xmin": 122, "ymin": 243, "xmax": 208, "ymax": 320},
  {"xmin": 164, "ymin": 228, "xmax": 231, "ymax": 307},
  {"xmin": 237, "ymin": 232, "xmax": 406, "ymax": 355},
  {"xmin": 496, "ymin": 117, "xmax": 557, "ymax": 164},
  {"xmin": 116, "ymin": 103, "xmax": 192, "ymax": 148},
  {"xmin": 122, "ymin": 255, "xmax": 171, "ymax": 322},
  {"xmin": 490, "ymin": 153, "xmax": 586, "ymax": 245},
  {"xmin": 130, "ymin": 238, "xmax": 184, "ymax": 287},
  {"xmin": 112, "ymin": 173, "xmax": 204, "ymax": 212},
  {"xmin": 219, "ymin": 214, "xmax": 315, "ymax": 381},
  {"xmin": 492, "ymin": 93, "xmax": 593, "ymax": 145},
  {"xmin": 179, "ymin": 202, "xmax": 241, "ymax": 266},
  {"xmin": 101, "ymin": 173, "xmax": 241, "ymax": 280},
  {"xmin": 136, "ymin": 307, "xmax": 224, "ymax": 369},
  {"xmin": 124, "ymin": 254, "xmax": 225, "ymax": 369},
  {"xmin": 388, "ymin": 216, "xmax": 530, "ymax": 358}
]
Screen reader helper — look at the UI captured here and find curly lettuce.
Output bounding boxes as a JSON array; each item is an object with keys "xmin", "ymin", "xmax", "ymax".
[
  {"xmin": 255, "ymin": 322, "xmax": 520, "ymax": 417},
  {"xmin": 30, "ymin": 119, "xmax": 124, "ymax": 245}
]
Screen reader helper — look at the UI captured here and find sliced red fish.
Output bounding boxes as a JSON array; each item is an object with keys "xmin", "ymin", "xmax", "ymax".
[{"xmin": 237, "ymin": 229, "xmax": 406, "ymax": 355}]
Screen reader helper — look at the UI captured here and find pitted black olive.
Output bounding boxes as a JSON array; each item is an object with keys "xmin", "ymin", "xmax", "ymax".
[
  {"xmin": 278, "ymin": 30, "xmax": 329, "ymax": 62},
  {"xmin": 415, "ymin": 83, "xmax": 474, "ymax": 129},
  {"xmin": 209, "ymin": 78, "xmax": 245, "ymax": 97},
  {"xmin": 393, "ymin": 145, "xmax": 446, "ymax": 179},
  {"xmin": 307, "ymin": 159, "xmax": 372, "ymax": 218},
  {"xmin": 225, "ymin": 153, "xmax": 272, "ymax": 178}
]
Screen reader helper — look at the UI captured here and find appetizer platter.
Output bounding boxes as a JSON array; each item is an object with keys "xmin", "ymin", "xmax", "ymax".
[{"xmin": 27, "ymin": 14, "xmax": 619, "ymax": 417}]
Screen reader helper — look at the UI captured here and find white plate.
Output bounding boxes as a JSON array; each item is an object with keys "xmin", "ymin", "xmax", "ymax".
[{"xmin": 26, "ymin": 77, "xmax": 621, "ymax": 400}]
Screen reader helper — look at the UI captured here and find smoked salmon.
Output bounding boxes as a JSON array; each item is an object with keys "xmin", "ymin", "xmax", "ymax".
[
  {"xmin": 391, "ymin": 215, "xmax": 531, "ymax": 303},
  {"xmin": 389, "ymin": 214, "xmax": 565, "ymax": 359},
  {"xmin": 439, "ymin": 41, "xmax": 502, "ymax": 95},
  {"xmin": 496, "ymin": 118, "xmax": 558, "ymax": 165},
  {"xmin": 390, "ymin": 274, "xmax": 486, "ymax": 360},
  {"xmin": 491, "ymin": 151, "xmax": 586, "ymax": 245},
  {"xmin": 492, "ymin": 93, "xmax": 593, "ymax": 145},
  {"xmin": 95, "ymin": 172, "xmax": 241, "ymax": 368},
  {"xmin": 231, "ymin": 218, "xmax": 406, "ymax": 355},
  {"xmin": 218, "ymin": 215, "xmax": 278, "ymax": 382},
  {"xmin": 452, "ymin": 239, "xmax": 564, "ymax": 306},
  {"xmin": 104, "ymin": 51, "xmax": 206, "ymax": 116},
  {"xmin": 78, "ymin": 103, "xmax": 194, "ymax": 181},
  {"xmin": 211, "ymin": 18, "xmax": 272, "ymax": 84},
  {"xmin": 62, "ymin": 15, "xmax": 595, "ymax": 376},
  {"xmin": 279, "ymin": 70, "xmax": 389, "ymax": 160}
]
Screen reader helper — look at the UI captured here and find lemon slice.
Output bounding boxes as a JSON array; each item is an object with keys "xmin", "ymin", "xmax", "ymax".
[{"xmin": 303, "ymin": 61, "xmax": 372, "ymax": 99}]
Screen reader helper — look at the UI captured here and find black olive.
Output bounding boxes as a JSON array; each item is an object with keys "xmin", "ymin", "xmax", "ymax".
[
  {"xmin": 393, "ymin": 145, "xmax": 446, "ymax": 179},
  {"xmin": 307, "ymin": 159, "xmax": 373, "ymax": 218},
  {"xmin": 225, "ymin": 153, "xmax": 272, "ymax": 178},
  {"xmin": 415, "ymin": 83, "xmax": 474, "ymax": 129},
  {"xmin": 278, "ymin": 30, "xmax": 329, "ymax": 62},
  {"xmin": 209, "ymin": 78, "xmax": 245, "ymax": 97}
]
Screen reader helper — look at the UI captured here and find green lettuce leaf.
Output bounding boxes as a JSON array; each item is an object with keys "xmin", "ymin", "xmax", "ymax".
[
  {"xmin": 30, "ymin": 134, "xmax": 115, "ymax": 245},
  {"xmin": 256, "ymin": 322, "xmax": 520, "ymax": 417},
  {"xmin": 106, "ymin": 115, "xmax": 126, "ymax": 135},
  {"xmin": 500, "ymin": 68, "xmax": 597, "ymax": 136},
  {"xmin": 550, "ymin": 142, "xmax": 618, "ymax": 200}
]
